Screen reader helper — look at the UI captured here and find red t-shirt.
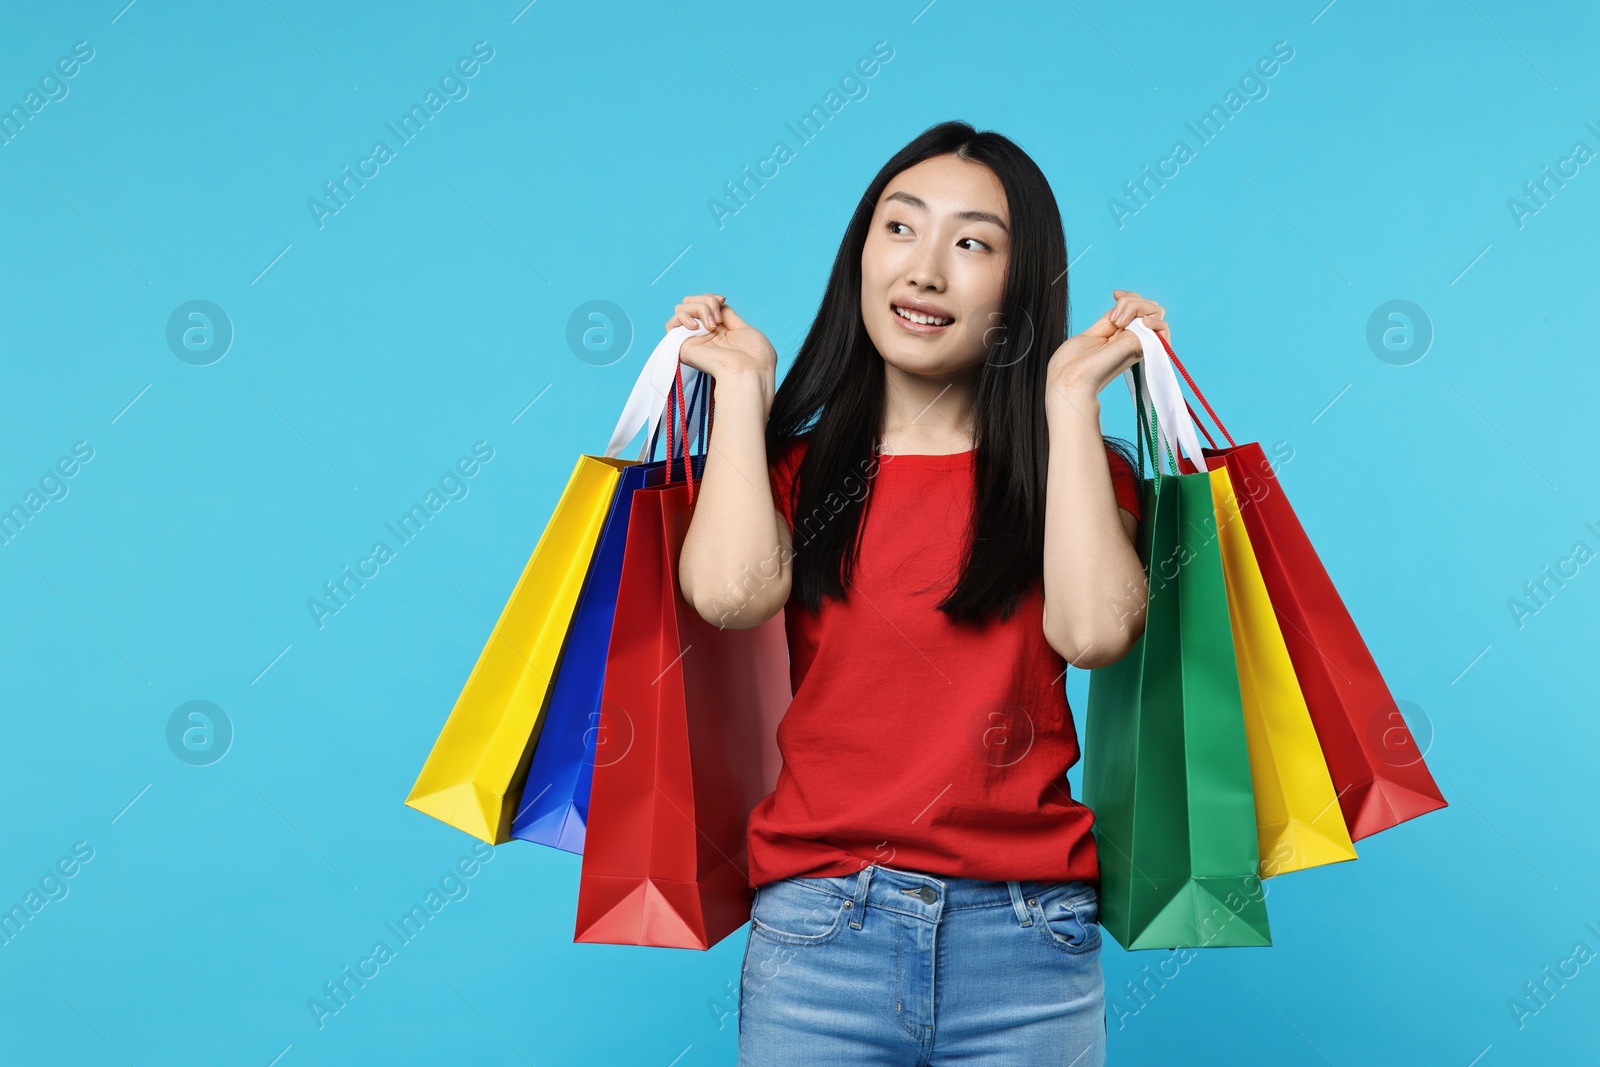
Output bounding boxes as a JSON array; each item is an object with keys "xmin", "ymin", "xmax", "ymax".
[{"xmin": 745, "ymin": 434, "xmax": 1144, "ymax": 889}]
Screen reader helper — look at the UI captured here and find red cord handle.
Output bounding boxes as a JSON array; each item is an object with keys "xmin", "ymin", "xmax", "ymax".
[
  {"xmin": 1155, "ymin": 329, "xmax": 1235, "ymax": 447},
  {"xmin": 673, "ymin": 365, "xmax": 694, "ymax": 506},
  {"xmin": 1185, "ymin": 399, "xmax": 1218, "ymax": 449},
  {"xmin": 668, "ymin": 364, "xmax": 717, "ymax": 507}
]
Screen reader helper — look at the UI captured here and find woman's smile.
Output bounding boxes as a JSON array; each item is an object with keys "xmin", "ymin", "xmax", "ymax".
[{"xmin": 891, "ymin": 298, "xmax": 956, "ymax": 334}]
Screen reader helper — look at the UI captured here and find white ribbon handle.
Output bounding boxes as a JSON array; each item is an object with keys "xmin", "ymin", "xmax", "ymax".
[
  {"xmin": 1121, "ymin": 316, "xmax": 1207, "ymax": 474},
  {"xmin": 604, "ymin": 323, "xmax": 710, "ymax": 460}
]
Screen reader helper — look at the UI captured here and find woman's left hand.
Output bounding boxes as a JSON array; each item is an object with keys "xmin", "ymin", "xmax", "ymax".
[{"xmin": 1045, "ymin": 289, "xmax": 1171, "ymax": 406}]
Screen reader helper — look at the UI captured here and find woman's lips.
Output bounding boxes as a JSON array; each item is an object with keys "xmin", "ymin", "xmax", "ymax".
[{"xmin": 891, "ymin": 303, "xmax": 955, "ymax": 335}]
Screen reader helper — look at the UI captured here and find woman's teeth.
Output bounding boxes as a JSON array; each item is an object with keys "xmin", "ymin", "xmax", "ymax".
[{"xmin": 894, "ymin": 305, "xmax": 953, "ymax": 326}]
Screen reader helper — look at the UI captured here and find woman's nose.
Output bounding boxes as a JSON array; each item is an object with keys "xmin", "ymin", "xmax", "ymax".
[{"xmin": 904, "ymin": 250, "xmax": 947, "ymax": 290}]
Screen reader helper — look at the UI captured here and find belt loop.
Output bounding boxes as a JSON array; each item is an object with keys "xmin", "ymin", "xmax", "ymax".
[
  {"xmin": 849, "ymin": 865, "xmax": 874, "ymax": 929},
  {"xmin": 1007, "ymin": 880, "xmax": 1032, "ymax": 927}
]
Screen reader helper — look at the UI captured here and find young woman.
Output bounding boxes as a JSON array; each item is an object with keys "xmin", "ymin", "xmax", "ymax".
[{"xmin": 670, "ymin": 120, "xmax": 1169, "ymax": 1066}]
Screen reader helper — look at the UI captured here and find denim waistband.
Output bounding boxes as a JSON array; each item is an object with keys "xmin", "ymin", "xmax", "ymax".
[{"xmin": 771, "ymin": 864, "xmax": 1096, "ymax": 928}]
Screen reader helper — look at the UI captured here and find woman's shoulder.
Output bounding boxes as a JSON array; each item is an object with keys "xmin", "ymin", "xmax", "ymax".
[
  {"xmin": 768, "ymin": 430, "xmax": 813, "ymax": 469},
  {"xmin": 1103, "ymin": 439, "xmax": 1144, "ymax": 521},
  {"xmin": 766, "ymin": 432, "xmax": 813, "ymax": 522}
]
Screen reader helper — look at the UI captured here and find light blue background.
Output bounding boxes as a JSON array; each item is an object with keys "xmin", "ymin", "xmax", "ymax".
[{"xmin": 2, "ymin": 1, "xmax": 1596, "ymax": 1063}]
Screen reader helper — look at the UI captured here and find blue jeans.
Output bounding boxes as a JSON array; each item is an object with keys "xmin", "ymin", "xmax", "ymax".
[{"xmin": 738, "ymin": 864, "xmax": 1106, "ymax": 1066}]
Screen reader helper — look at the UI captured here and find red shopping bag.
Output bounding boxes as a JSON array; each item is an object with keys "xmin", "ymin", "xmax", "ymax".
[
  {"xmin": 574, "ymin": 367, "xmax": 790, "ymax": 950},
  {"xmin": 1152, "ymin": 334, "xmax": 1447, "ymax": 841}
]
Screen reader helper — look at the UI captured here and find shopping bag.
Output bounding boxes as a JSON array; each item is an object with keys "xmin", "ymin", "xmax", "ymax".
[
  {"xmin": 1209, "ymin": 461, "xmax": 1359, "ymax": 879},
  {"xmin": 575, "ymin": 357, "xmax": 791, "ymax": 951},
  {"xmin": 508, "ymin": 462, "xmax": 659, "ymax": 850},
  {"xmin": 1124, "ymin": 325, "xmax": 1357, "ymax": 878},
  {"xmin": 404, "ymin": 454, "xmax": 625, "ymax": 844},
  {"xmin": 1131, "ymin": 319, "xmax": 1447, "ymax": 843},
  {"xmin": 1084, "ymin": 367, "xmax": 1272, "ymax": 951},
  {"xmin": 406, "ymin": 325, "xmax": 715, "ymax": 845},
  {"xmin": 511, "ymin": 373, "xmax": 709, "ymax": 851}
]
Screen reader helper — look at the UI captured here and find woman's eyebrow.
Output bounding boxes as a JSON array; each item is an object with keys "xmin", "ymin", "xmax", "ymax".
[{"xmin": 883, "ymin": 190, "xmax": 1009, "ymax": 232}]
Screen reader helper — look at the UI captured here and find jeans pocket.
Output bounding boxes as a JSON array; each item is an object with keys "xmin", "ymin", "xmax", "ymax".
[
  {"xmin": 749, "ymin": 878, "xmax": 851, "ymax": 947},
  {"xmin": 1028, "ymin": 880, "xmax": 1101, "ymax": 955}
]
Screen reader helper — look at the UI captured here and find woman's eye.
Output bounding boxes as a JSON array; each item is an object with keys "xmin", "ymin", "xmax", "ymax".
[
  {"xmin": 959, "ymin": 237, "xmax": 989, "ymax": 251},
  {"xmin": 887, "ymin": 220, "xmax": 911, "ymax": 235}
]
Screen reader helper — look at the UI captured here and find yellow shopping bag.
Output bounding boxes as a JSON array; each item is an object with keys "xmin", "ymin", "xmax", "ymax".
[
  {"xmin": 406, "ymin": 454, "xmax": 629, "ymax": 844},
  {"xmin": 1210, "ymin": 464, "xmax": 1359, "ymax": 879}
]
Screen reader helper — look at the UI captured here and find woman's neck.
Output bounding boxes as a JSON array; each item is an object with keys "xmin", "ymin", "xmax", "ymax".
[{"xmin": 878, "ymin": 361, "xmax": 978, "ymax": 455}]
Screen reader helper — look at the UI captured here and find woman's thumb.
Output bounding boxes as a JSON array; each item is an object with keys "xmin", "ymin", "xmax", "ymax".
[{"xmin": 718, "ymin": 303, "xmax": 747, "ymax": 329}]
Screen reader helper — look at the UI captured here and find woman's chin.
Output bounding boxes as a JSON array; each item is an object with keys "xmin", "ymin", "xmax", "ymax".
[{"xmin": 877, "ymin": 346, "xmax": 984, "ymax": 379}]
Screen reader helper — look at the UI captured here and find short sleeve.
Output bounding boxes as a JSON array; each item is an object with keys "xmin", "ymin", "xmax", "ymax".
[
  {"xmin": 1107, "ymin": 445, "xmax": 1142, "ymax": 522},
  {"xmin": 768, "ymin": 436, "xmax": 808, "ymax": 529}
]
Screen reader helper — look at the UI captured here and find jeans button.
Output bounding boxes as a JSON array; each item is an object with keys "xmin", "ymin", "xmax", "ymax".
[{"xmin": 919, "ymin": 886, "xmax": 937, "ymax": 904}]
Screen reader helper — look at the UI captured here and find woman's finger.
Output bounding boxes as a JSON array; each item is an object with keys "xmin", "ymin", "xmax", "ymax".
[
  {"xmin": 1115, "ymin": 300, "xmax": 1164, "ymax": 328},
  {"xmin": 685, "ymin": 300, "xmax": 717, "ymax": 331},
  {"xmin": 1117, "ymin": 334, "xmax": 1147, "ymax": 376},
  {"xmin": 671, "ymin": 300, "xmax": 701, "ymax": 329},
  {"xmin": 1083, "ymin": 308, "xmax": 1119, "ymax": 338},
  {"xmin": 1109, "ymin": 291, "xmax": 1137, "ymax": 326},
  {"xmin": 1109, "ymin": 292, "xmax": 1167, "ymax": 328},
  {"xmin": 672, "ymin": 294, "xmax": 721, "ymax": 329}
]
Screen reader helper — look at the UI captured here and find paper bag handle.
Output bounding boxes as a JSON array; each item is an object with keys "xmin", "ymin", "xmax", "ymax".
[
  {"xmin": 1122, "ymin": 316, "xmax": 1208, "ymax": 474},
  {"xmin": 604, "ymin": 324, "xmax": 710, "ymax": 460}
]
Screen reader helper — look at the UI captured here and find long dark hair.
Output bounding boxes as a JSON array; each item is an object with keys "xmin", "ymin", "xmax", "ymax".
[{"xmin": 766, "ymin": 119, "xmax": 1139, "ymax": 626}]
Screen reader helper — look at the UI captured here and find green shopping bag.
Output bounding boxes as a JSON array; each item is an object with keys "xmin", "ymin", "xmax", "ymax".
[{"xmin": 1083, "ymin": 364, "xmax": 1271, "ymax": 950}]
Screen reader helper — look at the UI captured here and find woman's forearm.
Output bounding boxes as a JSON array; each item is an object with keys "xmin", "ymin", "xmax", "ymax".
[
  {"xmin": 1040, "ymin": 388, "xmax": 1149, "ymax": 668},
  {"xmin": 677, "ymin": 369, "xmax": 789, "ymax": 629}
]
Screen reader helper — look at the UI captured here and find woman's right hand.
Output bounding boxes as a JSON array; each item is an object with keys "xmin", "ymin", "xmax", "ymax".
[{"xmin": 665, "ymin": 293, "xmax": 777, "ymax": 384}]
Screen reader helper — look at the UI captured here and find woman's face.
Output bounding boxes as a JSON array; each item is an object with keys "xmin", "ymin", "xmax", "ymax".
[{"xmin": 860, "ymin": 153, "xmax": 1011, "ymax": 378}]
